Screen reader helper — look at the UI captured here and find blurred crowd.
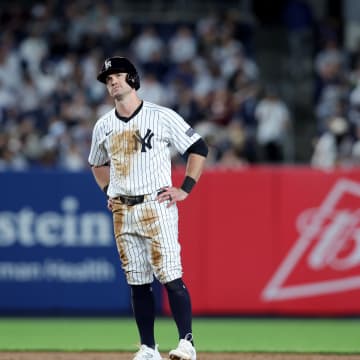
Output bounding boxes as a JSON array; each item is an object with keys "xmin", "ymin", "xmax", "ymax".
[
  {"xmin": 310, "ymin": 24, "xmax": 360, "ymax": 169},
  {"xmin": 1, "ymin": 0, "xmax": 360, "ymax": 172},
  {"xmin": 0, "ymin": 0, "xmax": 294, "ymax": 172}
]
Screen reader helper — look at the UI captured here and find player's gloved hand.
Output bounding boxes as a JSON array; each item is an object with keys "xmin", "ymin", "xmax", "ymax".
[{"xmin": 156, "ymin": 186, "xmax": 188, "ymax": 207}]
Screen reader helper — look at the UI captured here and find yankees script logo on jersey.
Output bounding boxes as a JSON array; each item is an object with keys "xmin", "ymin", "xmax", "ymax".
[{"xmin": 88, "ymin": 101, "xmax": 200, "ymax": 196}]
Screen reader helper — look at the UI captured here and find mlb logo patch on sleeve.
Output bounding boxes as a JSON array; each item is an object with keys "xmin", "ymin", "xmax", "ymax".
[{"xmin": 185, "ymin": 128, "xmax": 195, "ymax": 137}]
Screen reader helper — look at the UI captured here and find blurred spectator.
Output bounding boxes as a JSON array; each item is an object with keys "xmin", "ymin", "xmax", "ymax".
[
  {"xmin": 217, "ymin": 121, "xmax": 248, "ymax": 168},
  {"xmin": 194, "ymin": 121, "xmax": 226, "ymax": 167},
  {"xmin": 255, "ymin": 86, "xmax": 291, "ymax": 163},
  {"xmin": 0, "ymin": 39, "xmax": 22, "ymax": 92},
  {"xmin": 172, "ymin": 84, "xmax": 202, "ymax": 127},
  {"xmin": 348, "ymin": 81, "xmax": 360, "ymax": 129},
  {"xmin": 131, "ymin": 26, "xmax": 165, "ymax": 65},
  {"xmin": 142, "ymin": 50, "xmax": 169, "ymax": 82},
  {"xmin": 196, "ymin": 12, "xmax": 219, "ymax": 63},
  {"xmin": 231, "ymin": 81, "xmax": 260, "ymax": 163},
  {"xmin": 0, "ymin": 78, "xmax": 16, "ymax": 111},
  {"xmin": 0, "ymin": 132, "xmax": 28, "ymax": 171},
  {"xmin": 209, "ymin": 88, "xmax": 234, "ymax": 126},
  {"xmin": 311, "ymin": 116, "xmax": 353, "ymax": 168},
  {"xmin": 168, "ymin": 26, "xmax": 197, "ymax": 64},
  {"xmin": 192, "ymin": 58, "xmax": 225, "ymax": 97},
  {"xmin": 18, "ymin": 71, "xmax": 41, "ymax": 114},
  {"xmin": 313, "ymin": 32, "xmax": 350, "ymax": 133},
  {"xmin": 60, "ymin": 140, "xmax": 88, "ymax": 171},
  {"xmin": 19, "ymin": 23, "xmax": 48, "ymax": 73},
  {"xmin": 137, "ymin": 73, "xmax": 169, "ymax": 106}
]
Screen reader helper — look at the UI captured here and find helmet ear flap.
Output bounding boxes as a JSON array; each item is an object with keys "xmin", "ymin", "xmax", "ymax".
[{"xmin": 126, "ymin": 72, "xmax": 140, "ymax": 90}]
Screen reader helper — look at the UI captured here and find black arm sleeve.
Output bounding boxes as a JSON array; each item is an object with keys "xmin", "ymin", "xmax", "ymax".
[{"xmin": 184, "ymin": 138, "xmax": 208, "ymax": 157}]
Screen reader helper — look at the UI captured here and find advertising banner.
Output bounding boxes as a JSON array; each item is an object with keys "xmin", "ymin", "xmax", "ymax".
[
  {"xmin": 2, "ymin": 167, "xmax": 360, "ymax": 315},
  {"xmin": 0, "ymin": 172, "xmax": 131, "ymax": 314},
  {"xmin": 171, "ymin": 167, "xmax": 275, "ymax": 314},
  {"xmin": 262, "ymin": 168, "xmax": 360, "ymax": 314},
  {"xmin": 170, "ymin": 167, "xmax": 360, "ymax": 316}
]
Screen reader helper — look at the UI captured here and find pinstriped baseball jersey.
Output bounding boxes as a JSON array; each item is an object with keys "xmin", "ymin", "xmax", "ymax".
[{"xmin": 88, "ymin": 100, "xmax": 201, "ymax": 197}]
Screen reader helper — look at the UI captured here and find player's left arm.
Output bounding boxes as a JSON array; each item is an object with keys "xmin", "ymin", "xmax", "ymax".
[{"xmin": 158, "ymin": 138, "xmax": 208, "ymax": 206}]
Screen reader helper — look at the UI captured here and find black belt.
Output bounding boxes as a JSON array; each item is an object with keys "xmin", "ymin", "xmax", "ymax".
[
  {"xmin": 116, "ymin": 189, "xmax": 167, "ymax": 206},
  {"xmin": 117, "ymin": 195, "xmax": 145, "ymax": 206}
]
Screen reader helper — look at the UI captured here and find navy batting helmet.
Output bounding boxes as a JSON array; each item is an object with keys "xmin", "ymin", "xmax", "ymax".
[{"xmin": 97, "ymin": 56, "xmax": 140, "ymax": 90}]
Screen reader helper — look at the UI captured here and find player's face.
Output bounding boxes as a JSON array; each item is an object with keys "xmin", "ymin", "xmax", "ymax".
[{"xmin": 106, "ymin": 73, "xmax": 132, "ymax": 100}]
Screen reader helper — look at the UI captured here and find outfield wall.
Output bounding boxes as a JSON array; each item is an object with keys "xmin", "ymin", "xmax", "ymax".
[
  {"xmin": 1, "ymin": 167, "xmax": 360, "ymax": 315},
  {"xmin": 171, "ymin": 166, "xmax": 360, "ymax": 316}
]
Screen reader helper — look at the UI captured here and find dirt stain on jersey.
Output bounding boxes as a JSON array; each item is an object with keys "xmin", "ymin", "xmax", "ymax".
[
  {"xmin": 140, "ymin": 207, "xmax": 160, "ymax": 238},
  {"xmin": 152, "ymin": 238, "xmax": 165, "ymax": 282},
  {"xmin": 139, "ymin": 206, "xmax": 164, "ymax": 279},
  {"xmin": 110, "ymin": 129, "xmax": 138, "ymax": 177},
  {"xmin": 113, "ymin": 201, "xmax": 129, "ymax": 269}
]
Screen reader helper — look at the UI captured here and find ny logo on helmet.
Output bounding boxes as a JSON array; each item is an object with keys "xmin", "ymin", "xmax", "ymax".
[{"xmin": 104, "ymin": 60, "xmax": 111, "ymax": 70}]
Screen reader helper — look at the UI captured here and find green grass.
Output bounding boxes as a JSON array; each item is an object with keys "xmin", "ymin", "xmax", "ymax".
[{"xmin": 0, "ymin": 317, "xmax": 359, "ymax": 353}]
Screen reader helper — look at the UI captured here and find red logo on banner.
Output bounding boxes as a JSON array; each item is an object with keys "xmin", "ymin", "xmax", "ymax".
[{"xmin": 262, "ymin": 178, "xmax": 360, "ymax": 301}]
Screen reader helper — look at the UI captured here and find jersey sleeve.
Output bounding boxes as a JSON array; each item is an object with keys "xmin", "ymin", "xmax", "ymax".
[
  {"xmin": 162, "ymin": 108, "xmax": 201, "ymax": 155},
  {"xmin": 88, "ymin": 121, "xmax": 110, "ymax": 166}
]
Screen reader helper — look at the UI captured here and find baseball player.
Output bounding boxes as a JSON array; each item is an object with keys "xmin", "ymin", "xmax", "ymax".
[{"xmin": 88, "ymin": 56, "xmax": 208, "ymax": 360}]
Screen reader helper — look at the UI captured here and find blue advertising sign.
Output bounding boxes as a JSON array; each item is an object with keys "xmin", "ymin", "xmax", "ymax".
[{"xmin": 0, "ymin": 171, "xmax": 160, "ymax": 314}]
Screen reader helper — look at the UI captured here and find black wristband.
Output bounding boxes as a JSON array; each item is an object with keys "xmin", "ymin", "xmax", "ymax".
[{"xmin": 180, "ymin": 176, "xmax": 196, "ymax": 194}]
